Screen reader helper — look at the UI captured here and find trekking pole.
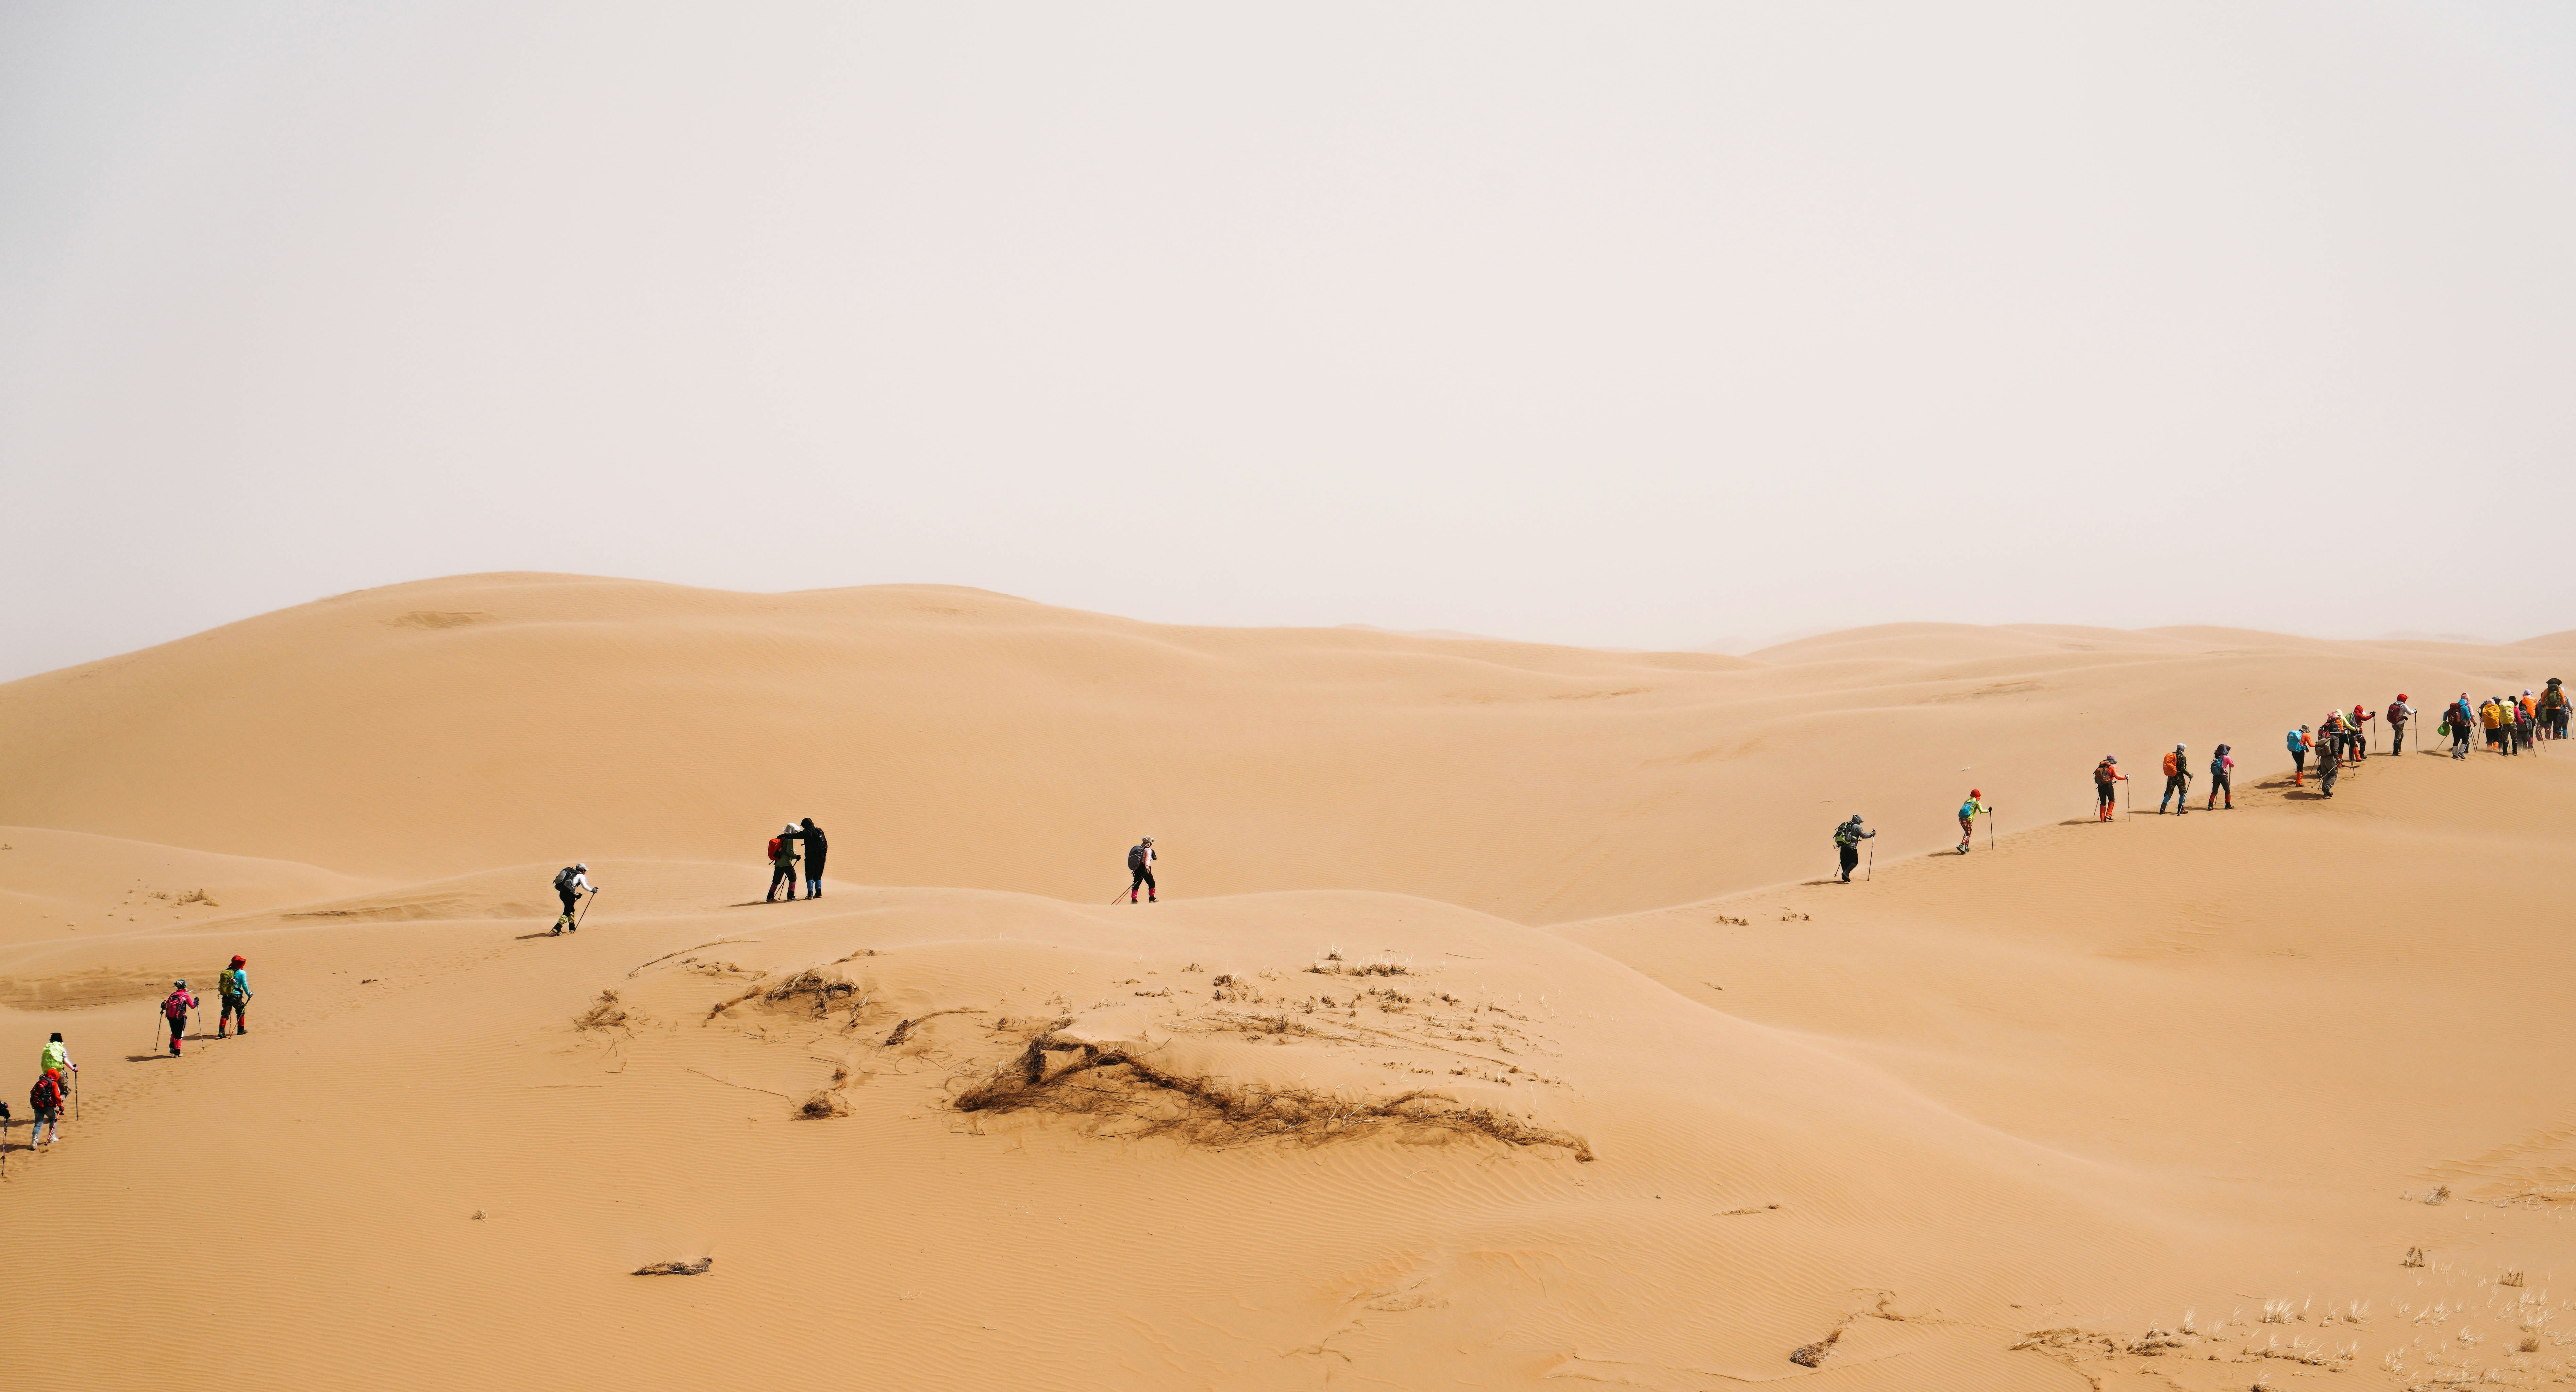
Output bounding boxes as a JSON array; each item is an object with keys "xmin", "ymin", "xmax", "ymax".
[
  {"xmin": 1866, "ymin": 847, "xmax": 1873, "ymax": 881},
  {"xmin": 575, "ymin": 888, "xmax": 599, "ymax": 930}
]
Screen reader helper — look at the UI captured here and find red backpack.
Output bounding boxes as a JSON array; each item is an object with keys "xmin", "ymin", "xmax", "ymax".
[
  {"xmin": 766, "ymin": 836, "xmax": 783, "ymax": 862},
  {"xmin": 163, "ymin": 991, "xmax": 190, "ymax": 1021},
  {"xmin": 30, "ymin": 1072, "xmax": 62, "ymax": 1112}
]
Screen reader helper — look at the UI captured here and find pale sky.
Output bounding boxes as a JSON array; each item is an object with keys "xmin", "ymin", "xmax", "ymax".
[{"xmin": 4, "ymin": 3, "xmax": 2571, "ymax": 681}]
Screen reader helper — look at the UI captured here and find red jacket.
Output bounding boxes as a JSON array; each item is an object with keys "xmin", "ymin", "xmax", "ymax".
[{"xmin": 163, "ymin": 989, "xmax": 199, "ymax": 1020}]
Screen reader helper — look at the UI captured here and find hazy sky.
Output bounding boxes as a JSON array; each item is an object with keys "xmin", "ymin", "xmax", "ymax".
[{"xmin": 4, "ymin": 3, "xmax": 2571, "ymax": 680}]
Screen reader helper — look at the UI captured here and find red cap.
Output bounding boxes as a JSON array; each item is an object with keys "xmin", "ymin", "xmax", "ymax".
[{"xmin": 229, "ymin": 955, "xmax": 245, "ymax": 967}]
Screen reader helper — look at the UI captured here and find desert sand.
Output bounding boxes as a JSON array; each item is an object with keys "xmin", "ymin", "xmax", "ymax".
[{"xmin": 3, "ymin": 572, "xmax": 2572, "ymax": 1390}]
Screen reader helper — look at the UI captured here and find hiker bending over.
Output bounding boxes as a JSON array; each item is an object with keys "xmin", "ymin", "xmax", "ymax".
[
  {"xmin": 2287, "ymin": 727, "xmax": 2310, "ymax": 785},
  {"xmin": 1833, "ymin": 816, "xmax": 1873, "ymax": 881},
  {"xmin": 29, "ymin": 1068, "xmax": 65, "ymax": 1147},
  {"xmin": 2157, "ymin": 745, "xmax": 2192, "ymax": 815},
  {"xmin": 1956, "ymin": 790, "xmax": 1991, "ymax": 854},
  {"xmin": 2093, "ymin": 756, "xmax": 2127, "ymax": 821},
  {"xmin": 552, "ymin": 863, "xmax": 597, "ymax": 933},
  {"xmin": 162, "ymin": 980, "xmax": 199, "ymax": 1056},
  {"xmin": 766, "ymin": 826, "xmax": 801, "ymax": 902},
  {"xmin": 217, "ymin": 956, "xmax": 252, "ymax": 1036},
  {"xmin": 1127, "ymin": 836, "xmax": 1158, "ymax": 903}
]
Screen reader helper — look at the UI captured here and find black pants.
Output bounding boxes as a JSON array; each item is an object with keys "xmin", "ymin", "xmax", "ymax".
[
  {"xmin": 769, "ymin": 863, "xmax": 798, "ymax": 900},
  {"xmin": 558, "ymin": 888, "xmax": 579, "ymax": 924},
  {"xmin": 1837, "ymin": 845, "xmax": 1858, "ymax": 880},
  {"xmin": 2208, "ymin": 771, "xmax": 2230, "ymax": 806},
  {"xmin": 1130, "ymin": 867, "xmax": 1156, "ymax": 899},
  {"xmin": 2320, "ymin": 761, "xmax": 2338, "ymax": 794},
  {"xmin": 2292, "ymin": 749, "xmax": 2307, "ymax": 775},
  {"xmin": 2096, "ymin": 782, "xmax": 2116, "ymax": 811},
  {"xmin": 805, "ymin": 853, "xmax": 826, "ymax": 896}
]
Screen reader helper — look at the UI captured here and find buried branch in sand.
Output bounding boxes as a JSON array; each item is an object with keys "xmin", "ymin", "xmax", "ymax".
[
  {"xmin": 953, "ymin": 1028, "xmax": 1593, "ymax": 1160},
  {"xmin": 633, "ymin": 1258, "xmax": 713, "ymax": 1277}
]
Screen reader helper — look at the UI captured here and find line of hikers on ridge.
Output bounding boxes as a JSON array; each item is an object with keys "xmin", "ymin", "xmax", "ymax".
[
  {"xmin": 10, "ymin": 958, "xmax": 250, "ymax": 1154},
  {"xmin": 1830, "ymin": 682, "xmax": 2569, "ymax": 879}
]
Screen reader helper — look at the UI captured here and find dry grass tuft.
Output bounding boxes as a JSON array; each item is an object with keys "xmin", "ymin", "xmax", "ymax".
[
  {"xmin": 2500, "ymin": 1269, "xmax": 2526, "ymax": 1288},
  {"xmin": 2406, "ymin": 1246, "xmax": 2428, "ymax": 1268},
  {"xmin": 633, "ymin": 1258, "xmax": 712, "ymax": 1276},
  {"xmin": 574, "ymin": 989, "xmax": 630, "ymax": 1031},
  {"xmin": 1788, "ymin": 1329, "xmax": 1841, "ymax": 1368}
]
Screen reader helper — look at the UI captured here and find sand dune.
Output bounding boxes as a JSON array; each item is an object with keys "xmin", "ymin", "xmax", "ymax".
[{"xmin": 4, "ymin": 574, "xmax": 2573, "ymax": 1389}]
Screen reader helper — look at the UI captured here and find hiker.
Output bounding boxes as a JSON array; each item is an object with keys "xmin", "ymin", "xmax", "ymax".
[
  {"xmin": 2516, "ymin": 693, "xmax": 2537, "ymax": 753},
  {"xmin": 162, "ymin": 980, "xmax": 199, "ymax": 1055},
  {"xmin": 2288, "ymin": 726, "xmax": 2311, "ymax": 785},
  {"xmin": 797, "ymin": 818, "xmax": 828, "ymax": 899},
  {"xmin": 1127, "ymin": 836, "xmax": 1158, "ymax": 903},
  {"xmin": 766, "ymin": 826, "xmax": 801, "ymax": 902},
  {"xmin": 216, "ymin": 956, "xmax": 252, "ymax": 1036},
  {"xmin": 2093, "ymin": 755, "xmax": 2126, "ymax": 821},
  {"xmin": 1833, "ymin": 816, "xmax": 1874, "ymax": 881},
  {"xmin": 2481, "ymin": 697, "xmax": 2508, "ymax": 754},
  {"xmin": 2157, "ymin": 744, "xmax": 2192, "ymax": 815},
  {"xmin": 2545, "ymin": 679, "xmax": 2571, "ymax": 740},
  {"xmin": 2348, "ymin": 704, "xmax": 2373, "ymax": 761},
  {"xmin": 39, "ymin": 1031, "xmax": 73, "ymax": 1083},
  {"xmin": 2316, "ymin": 723, "xmax": 2342, "ymax": 797},
  {"xmin": 2318, "ymin": 710, "xmax": 2344, "ymax": 768},
  {"xmin": 2450, "ymin": 694, "xmax": 2476, "ymax": 759},
  {"xmin": 2386, "ymin": 695, "xmax": 2414, "ymax": 756},
  {"xmin": 29, "ymin": 1068, "xmax": 65, "ymax": 1147},
  {"xmin": 1956, "ymin": 789, "xmax": 1992, "ymax": 854},
  {"xmin": 2207, "ymin": 744, "xmax": 2235, "ymax": 810},
  {"xmin": 551, "ymin": 862, "xmax": 596, "ymax": 933}
]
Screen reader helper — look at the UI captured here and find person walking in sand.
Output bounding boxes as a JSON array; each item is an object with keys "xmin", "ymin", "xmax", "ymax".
[
  {"xmin": 29, "ymin": 1068, "xmax": 65, "ymax": 1147},
  {"xmin": 2481, "ymin": 697, "xmax": 2508, "ymax": 755},
  {"xmin": 2450, "ymin": 694, "xmax": 2476, "ymax": 759},
  {"xmin": 2516, "ymin": 693, "xmax": 2537, "ymax": 753},
  {"xmin": 2315, "ymin": 724, "xmax": 2343, "ymax": 798},
  {"xmin": 216, "ymin": 956, "xmax": 252, "ymax": 1036},
  {"xmin": 2093, "ymin": 755, "xmax": 2126, "ymax": 821},
  {"xmin": 2157, "ymin": 744, "xmax": 2192, "ymax": 815},
  {"xmin": 1833, "ymin": 815, "xmax": 1873, "ymax": 881},
  {"xmin": 2288, "ymin": 726, "xmax": 2311, "ymax": 785},
  {"xmin": 796, "ymin": 818, "xmax": 828, "ymax": 899},
  {"xmin": 2347, "ymin": 704, "xmax": 2373, "ymax": 761},
  {"xmin": 551, "ymin": 863, "xmax": 597, "ymax": 933},
  {"xmin": 161, "ymin": 980, "xmax": 199, "ymax": 1056},
  {"xmin": 2386, "ymin": 695, "xmax": 2414, "ymax": 756},
  {"xmin": 2544, "ymin": 679, "xmax": 2570, "ymax": 740},
  {"xmin": 1955, "ymin": 790, "xmax": 1991, "ymax": 854},
  {"xmin": 766, "ymin": 826, "xmax": 801, "ymax": 902},
  {"xmin": 39, "ymin": 1031, "xmax": 73, "ymax": 1084},
  {"xmin": 2206, "ymin": 744, "xmax": 2235, "ymax": 810},
  {"xmin": 1127, "ymin": 836, "xmax": 1158, "ymax": 903}
]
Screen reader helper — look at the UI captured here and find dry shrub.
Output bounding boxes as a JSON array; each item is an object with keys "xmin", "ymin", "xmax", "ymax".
[
  {"xmin": 574, "ymin": 989, "xmax": 630, "ymax": 1031},
  {"xmin": 633, "ymin": 1258, "xmax": 712, "ymax": 1276},
  {"xmin": 951, "ymin": 1031, "xmax": 1592, "ymax": 1160}
]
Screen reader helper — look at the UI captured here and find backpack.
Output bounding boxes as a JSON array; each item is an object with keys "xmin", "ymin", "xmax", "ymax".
[
  {"xmin": 30, "ymin": 1074, "xmax": 60, "ymax": 1113},
  {"xmin": 164, "ymin": 992, "xmax": 190, "ymax": 1021},
  {"xmin": 1832, "ymin": 821, "xmax": 1857, "ymax": 847},
  {"xmin": 553, "ymin": 866, "xmax": 577, "ymax": 893},
  {"xmin": 2095, "ymin": 762, "xmax": 2115, "ymax": 787},
  {"xmin": 2162, "ymin": 752, "xmax": 2181, "ymax": 777},
  {"xmin": 2387, "ymin": 702, "xmax": 2406, "ymax": 724},
  {"xmin": 1126, "ymin": 845, "xmax": 1147, "ymax": 873},
  {"xmin": 766, "ymin": 837, "xmax": 783, "ymax": 862}
]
